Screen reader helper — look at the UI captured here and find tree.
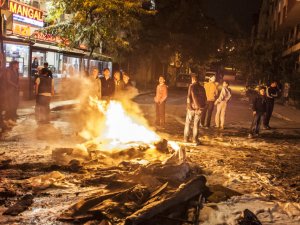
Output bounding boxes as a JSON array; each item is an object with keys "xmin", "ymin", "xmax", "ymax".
[
  {"xmin": 45, "ymin": 0, "xmax": 152, "ymax": 58},
  {"xmin": 124, "ymin": 0, "xmax": 223, "ymax": 85}
]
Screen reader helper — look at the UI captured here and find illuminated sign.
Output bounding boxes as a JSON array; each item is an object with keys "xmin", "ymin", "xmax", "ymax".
[
  {"xmin": 13, "ymin": 23, "xmax": 32, "ymax": 36},
  {"xmin": 33, "ymin": 32, "xmax": 66, "ymax": 44},
  {"xmin": 8, "ymin": 0, "xmax": 44, "ymax": 27}
]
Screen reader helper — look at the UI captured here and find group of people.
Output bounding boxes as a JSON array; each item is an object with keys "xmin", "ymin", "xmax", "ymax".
[
  {"xmin": 249, "ymin": 81, "xmax": 280, "ymax": 138},
  {"xmin": 88, "ymin": 67, "xmax": 133, "ymax": 101},
  {"xmin": 154, "ymin": 74, "xmax": 282, "ymax": 145},
  {"xmin": 153, "ymin": 74, "xmax": 232, "ymax": 145},
  {"xmin": 183, "ymin": 74, "xmax": 232, "ymax": 145},
  {"xmin": 0, "ymin": 61, "xmax": 21, "ymax": 132}
]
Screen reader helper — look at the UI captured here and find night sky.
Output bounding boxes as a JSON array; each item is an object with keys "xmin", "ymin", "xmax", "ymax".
[{"xmin": 202, "ymin": 0, "xmax": 262, "ymax": 33}]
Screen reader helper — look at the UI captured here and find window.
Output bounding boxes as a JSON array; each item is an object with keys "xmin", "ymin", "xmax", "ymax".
[{"xmin": 4, "ymin": 43, "xmax": 29, "ymax": 77}]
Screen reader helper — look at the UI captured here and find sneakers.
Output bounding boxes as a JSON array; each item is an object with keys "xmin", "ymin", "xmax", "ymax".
[
  {"xmin": 248, "ymin": 133, "xmax": 259, "ymax": 138},
  {"xmin": 192, "ymin": 140, "xmax": 201, "ymax": 146},
  {"xmin": 183, "ymin": 138, "xmax": 190, "ymax": 143},
  {"xmin": 263, "ymin": 125, "xmax": 271, "ymax": 130}
]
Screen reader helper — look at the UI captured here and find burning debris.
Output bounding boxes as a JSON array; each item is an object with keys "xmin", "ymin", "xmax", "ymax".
[{"xmin": 1, "ymin": 98, "xmax": 211, "ymax": 224}]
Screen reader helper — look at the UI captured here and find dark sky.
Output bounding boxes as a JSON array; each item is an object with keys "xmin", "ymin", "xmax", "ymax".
[{"xmin": 202, "ymin": 0, "xmax": 262, "ymax": 33}]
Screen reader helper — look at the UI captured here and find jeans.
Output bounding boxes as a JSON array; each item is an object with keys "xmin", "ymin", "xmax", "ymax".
[
  {"xmin": 250, "ymin": 112, "xmax": 265, "ymax": 134},
  {"xmin": 264, "ymin": 99, "xmax": 274, "ymax": 127},
  {"xmin": 155, "ymin": 101, "xmax": 165, "ymax": 126},
  {"xmin": 184, "ymin": 109, "xmax": 202, "ymax": 141},
  {"xmin": 215, "ymin": 101, "xmax": 227, "ymax": 128},
  {"xmin": 201, "ymin": 101, "xmax": 215, "ymax": 127}
]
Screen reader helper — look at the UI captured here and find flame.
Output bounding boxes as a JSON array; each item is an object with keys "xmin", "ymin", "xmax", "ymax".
[{"xmin": 80, "ymin": 97, "xmax": 160, "ymax": 150}]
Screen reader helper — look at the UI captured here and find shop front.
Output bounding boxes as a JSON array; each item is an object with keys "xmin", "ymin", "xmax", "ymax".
[{"xmin": 3, "ymin": 0, "xmax": 112, "ymax": 99}]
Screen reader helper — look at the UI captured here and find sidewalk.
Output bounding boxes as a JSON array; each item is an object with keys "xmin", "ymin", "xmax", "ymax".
[{"xmin": 273, "ymin": 103, "xmax": 300, "ymax": 123}]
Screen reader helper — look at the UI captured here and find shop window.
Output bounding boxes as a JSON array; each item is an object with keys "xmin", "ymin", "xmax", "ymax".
[{"xmin": 4, "ymin": 43, "xmax": 29, "ymax": 77}]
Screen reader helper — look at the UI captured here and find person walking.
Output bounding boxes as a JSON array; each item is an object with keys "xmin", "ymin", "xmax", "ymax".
[
  {"xmin": 214, "ymin": 81, "xmax": 231, "ymax": 129},
  {"xmin": 35, "ymin": 68, "xmax": 54, "ymax": 123},
  {"xmin": 263, "ymin": 81, "xmax": 279, "ymax": 129},
  {"xmin": 100, "ymin": 68, "xmax": 115, "ymax": 101},
  {"xmin": 201, "ymin": 75, "xmax": 218, "ymax": 128},
  {"xmin": 283, "ymin": 82, "xmax": 290, "ymax": 106},
  {"xmin": 4, "ymin": 61, "xmax": 20, "ymax": 124},
  {"xmin": 249, "ymin": 86, "xmax": 267, "ymax": 138},
  {"xmin": 154, "ymin": 76, "xmax": 168, "ymax": 127},
  {"xmin": 184, "ymin": 74, "xmax": 207, "ymax": 145}
]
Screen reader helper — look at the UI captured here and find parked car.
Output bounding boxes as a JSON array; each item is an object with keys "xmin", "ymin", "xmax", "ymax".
[{"xmin": 175, "ymin": 73, "xmax": 191, "ymax": 88}]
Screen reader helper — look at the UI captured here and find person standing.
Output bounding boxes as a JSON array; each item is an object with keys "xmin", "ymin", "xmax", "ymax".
[
  {"xmin": 201, "ymin": 75, "xmax": 218, "ymax": 128},
  {"xmin": 214, "ymin": 81, "xmax": 232, "ymax": 129},
  {"xmin": 4, "ymin": 61, "xmax": 20, "ymax": 123},
  {"xmin": 100, "ymin": 68, "xmax": 115, "ymax": 100},
  {"xmin": 123, "ymin": 72, "xmax": 133, "ymax": 89},
  {"xmin": 184, "ymin": 74, "xmax": 207, "ymax": 145},
  {"xmin": 263, "ymin": 81, "xmax": 279, "ymax": 129},
  {"xmin": 32, "ymin": 58, "xmax": 39, "ymax": 69},
  {"xmin": 249, "ymin": 87, "xmax": 267, "ymax": 138},
  {"xmin": 114, "ymin": 71, "xmax": 125, "ymax": 96},
  {"xmin": 43, "ymin": 62, "xmax": 53, "ymax": 78},
  {"xmin": 89, "ymin": 68, "xmax": 102, "ymax": 99},
  {"xmin": 35, "ymin": 68, "xmax": 54, "ymax": 123},
  {"xmin": 0, "ymin": 56, "xmax": 7, "ymax": 132},
  {"xmin": 283, "ymin": 82, "xmax": 290, "ymax": 106},
  {"xmin": 154, "ymin": 76, "xmax": 168, "ymax": 127}
]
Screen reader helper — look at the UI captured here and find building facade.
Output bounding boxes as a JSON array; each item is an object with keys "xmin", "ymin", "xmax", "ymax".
[
  {"xmin": 1, "ymin": 0, "xmax": 112, "ymax": 99},
  {"xmin": 257, "ymin": 0, "xmax": 300, "ymax": 72}
]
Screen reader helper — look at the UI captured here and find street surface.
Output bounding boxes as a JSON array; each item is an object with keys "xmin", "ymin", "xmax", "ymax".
[{"xmin": 0, "ymin": 84, "xmax": 300, "ymax": 224}]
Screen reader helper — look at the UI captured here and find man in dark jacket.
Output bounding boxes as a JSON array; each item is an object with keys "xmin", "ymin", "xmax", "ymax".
[
  {"xmin": 249, "ymin": 86, "xmax": 267, "ymax": 138},
  {"xmin": 35, "ymin": 68, "xmax": 54, "ymax": 123},
  {"xmin": 100, "ymin": 68, "xmax": 115, "ymax": 100},
  {"xmin": 263, "ymin": 81, "xmax": 279, "ymax": 129},
  {"xmin": 4, "ymin": 61, "xmax": 20, "ymax": 123},
  {"xmin": 184, "ymin": 74, "xmax": 207, "ymax": 145}
]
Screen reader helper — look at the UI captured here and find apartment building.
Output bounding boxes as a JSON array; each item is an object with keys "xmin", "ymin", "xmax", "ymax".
[{"xmin": 257, "ymin": 0, "xmax": 300, "ymax": 71}]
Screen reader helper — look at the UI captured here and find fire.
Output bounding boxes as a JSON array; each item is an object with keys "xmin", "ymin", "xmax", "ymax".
[{"xmin": 79, "ymin": 97, "xmax": 160, "ymax": 151}]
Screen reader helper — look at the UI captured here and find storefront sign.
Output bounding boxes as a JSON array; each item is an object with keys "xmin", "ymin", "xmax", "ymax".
[
  {"xmin": 8, "ymin": 0, "xmax": 44, "ymax": 27},
  {"xmin": 33, "ymin": 31, "xmax": 63, "ymax": 44},
  {"xmin": 13, "ymin": 23, "xmax": 32, "ymax": 37}
]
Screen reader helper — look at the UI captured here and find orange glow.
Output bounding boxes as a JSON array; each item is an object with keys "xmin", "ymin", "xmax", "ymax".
[{"xmin": 79, "ymin": 98, "xmax": 160, "ymax": 151}]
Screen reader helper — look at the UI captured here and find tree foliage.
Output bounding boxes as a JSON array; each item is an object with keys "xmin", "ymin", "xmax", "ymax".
[
  {"xmin": 126, "ymin": 0, "xmax": 223, "ymax": 71},
  {"xmin": 45, "ymin": 0, "xmax": 152, "ymax": 57}
]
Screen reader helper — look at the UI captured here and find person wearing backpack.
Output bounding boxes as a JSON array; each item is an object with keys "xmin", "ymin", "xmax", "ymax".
[{"xmin": 214, "ymin": 80, "xmax": 232, "ymax": 129}]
